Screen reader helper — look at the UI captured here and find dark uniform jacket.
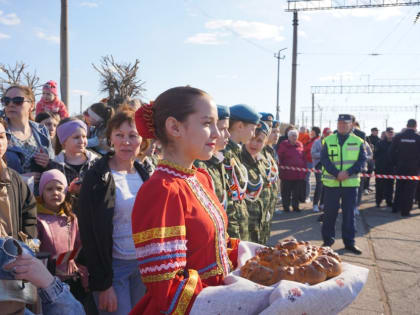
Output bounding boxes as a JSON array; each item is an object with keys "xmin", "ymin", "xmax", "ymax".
[
  {"xmin": 389, "ymin": 129, "xmax": 420, "ymax": 175},
  {"xmin": 374, "ymin": 139, "xmax": 393, "ymax": 173}
]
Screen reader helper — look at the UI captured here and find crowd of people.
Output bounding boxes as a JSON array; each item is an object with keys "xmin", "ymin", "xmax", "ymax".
[{"xmin": 0, "ymin": 82, "xmax": 419, "ymax": 315}]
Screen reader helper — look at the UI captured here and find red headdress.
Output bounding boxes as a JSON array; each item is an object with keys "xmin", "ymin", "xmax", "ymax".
[{"xmin": 135, "ymin": 101, "xmax": 156, "ymax": 140}]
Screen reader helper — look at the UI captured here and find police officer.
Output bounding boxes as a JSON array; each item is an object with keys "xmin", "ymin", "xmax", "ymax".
[
  {"xmin": 389, "ymin": 119, "xmax": 420, "ymax": 217},
  {"xmin": 195, "ymin": 105, "xmax": 231, "ymax": 209},
  {"xmin": 223, "ymin": 104, "xmax": 260, "ymax": 240},
  {"xmin": 374, "ymin": 127, "xmax": 395, "ymax": 208},
  {"xmin": 321, "ymin": 114, "xmax": 366, "ymax": 254}
]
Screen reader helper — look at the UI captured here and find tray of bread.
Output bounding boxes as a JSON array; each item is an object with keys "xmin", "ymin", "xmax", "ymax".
[
  {"xmin": 240, "ymin": 238, "xmax": 342, "ymax": 285},
  {"xmin": 191, "ymin": 239, "xmax": 369, "ymax": 315}
]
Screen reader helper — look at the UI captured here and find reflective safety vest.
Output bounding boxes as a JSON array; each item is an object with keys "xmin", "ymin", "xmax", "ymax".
[{"xmin": 322, "ymin": 133, "xmax": 363, "ymax": 187}]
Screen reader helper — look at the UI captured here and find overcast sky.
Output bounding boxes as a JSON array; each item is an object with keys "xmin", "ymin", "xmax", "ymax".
[{"xmin": 1, "ymin": 0, "xmax": 420, "ymax": 132}]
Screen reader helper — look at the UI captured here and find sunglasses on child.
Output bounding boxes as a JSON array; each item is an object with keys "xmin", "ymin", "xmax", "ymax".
[{"xmin": 1, "ymin": 96, "xmax": 30, "ymax": 107}]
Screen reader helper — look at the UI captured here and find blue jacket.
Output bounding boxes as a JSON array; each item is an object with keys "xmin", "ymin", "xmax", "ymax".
[
  {"xmin": 5, "ymin": 120, "xmax": 54, "ymax": 174},
  {"xmin": 24, "ymin": 277, "xmax": 85, "ymax": 315}
]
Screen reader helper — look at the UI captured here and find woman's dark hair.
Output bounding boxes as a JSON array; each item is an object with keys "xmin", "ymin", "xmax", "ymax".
[
  {"xmin": 89, "ymin": 102, "xmax": 114, "ymax": 123},
  {"xmin": 312, "ymin": 126, "xmax": 321, "ymax": 137},
  {"xmin": 107, "ymin": 106, "xmax": 151, "ymax": 157},
  {"xmin": 35, "ymin": 111, "xmax": 60, "ymax": 124},
  {"xmin": 35, "ymin": 111, "xmax": 53, "ymax": 123},
  {"xmin": 153, "ymin": 86, "xmax": 209, "ymax": 146},
  {"xmin": 54, "ymin": 117, "xmax": 81, "ymax": 155},
  {"xmin": 106, "ymin": 106, "xmax": 136, "ymax": 140}
]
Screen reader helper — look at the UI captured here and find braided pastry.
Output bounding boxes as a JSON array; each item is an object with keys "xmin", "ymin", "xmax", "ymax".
[{"xmin": 240, "ymin": 238, "xmax": 342, "ymax": 285}]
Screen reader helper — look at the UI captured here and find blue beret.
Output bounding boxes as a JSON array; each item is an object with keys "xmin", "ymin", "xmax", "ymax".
[
  {"xmin": 256, "ymin": 121, "xmax": 270, "ymax": 136},
  {"xmin": 217, "ymin": 105, "xmax": 230, "ymax": 120},
  {"xmin": 230, "ymin": 104, "xmax": 260, "ymax": 124},
  {"xmin": 259, "ymin": 112, "xmax": 274, "ymax": 122},
  {"xmin": 272, "ymin": 120, "xmax": 280, "ymax": 128},
  {"xmin": 338, "ymin": 114, "xmax": 352, "ymax": 122}
]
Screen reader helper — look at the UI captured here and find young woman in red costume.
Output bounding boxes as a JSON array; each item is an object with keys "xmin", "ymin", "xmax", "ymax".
[{"xmin": 131, "ymin": 87, "xmax": 239, "ymax": 315}]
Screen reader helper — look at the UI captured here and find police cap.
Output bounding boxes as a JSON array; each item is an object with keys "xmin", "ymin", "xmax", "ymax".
[{"xmin": 337, "ymin": 114, "xmax": 352, "ymax": 123}]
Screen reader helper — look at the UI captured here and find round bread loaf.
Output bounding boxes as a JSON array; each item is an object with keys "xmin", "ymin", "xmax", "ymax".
[{"xmin": 240, "ymin": 238, "xmax": 342, "ymax": 285}]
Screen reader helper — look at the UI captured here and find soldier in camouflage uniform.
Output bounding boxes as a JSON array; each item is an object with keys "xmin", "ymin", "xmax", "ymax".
[
  {"xmin": 223, "ymin": 104, "xmax": 260, "ymax": 240},
  {"xmin": 242, "ymin": 121, "xmax": 271, "ymax": 244},
  {"xmin": 261, "ymin": 117, "xmax": 281, "ymax": 244},
  {"xmin": 195, "ymin": 105, "xmax": 230, "ymax": 209}
]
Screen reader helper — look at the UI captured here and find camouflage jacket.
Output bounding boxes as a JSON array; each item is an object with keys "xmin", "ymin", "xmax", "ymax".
[
  {"xmin": 195, "ymin": 152, "xmax": 228, "ymax": 209},
  {"xmin": 222, "ymin": 139, "xmax": 249, "ymax": 239},
  {"xmin": 241, "ymin": 148, "xmax": 272, "ymax": 223},
  {"xmin": 262, "ymin": 145, "xmax": 280, "ymax": 214}
]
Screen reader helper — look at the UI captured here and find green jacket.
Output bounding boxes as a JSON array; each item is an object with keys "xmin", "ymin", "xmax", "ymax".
[
  {"xmin": 195, "ymin": 152, "xmax": 228, "ymax": 209},
  {"xmin": 241, "ymin": 148, "xmax": 271, "ymax": 244},
  {"xmin": 262, "ymin": 145, "xmax": 280, "ymax": 215},
  {"xmin": 222, "ymin": 139, "xmax": 249, "ymax": 240}
]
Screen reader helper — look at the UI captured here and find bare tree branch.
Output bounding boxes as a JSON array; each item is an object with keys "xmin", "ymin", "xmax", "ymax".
[
  {"xmin": 92, "ymin": 55, "xmax": 146, "ymax": 108},
  {"xmin": 0, "ymin": 62, "xmax": 40, "ymax": 96}
]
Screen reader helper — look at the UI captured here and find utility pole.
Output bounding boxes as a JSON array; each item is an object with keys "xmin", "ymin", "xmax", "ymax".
[
  {"xmin": 80, "ymin": 95, "xmax": 83, "ymax": 114},
  {"xmin": 415, "ymin": 105, "xmax": 418, "ymax": 121},
  {"xmin": 301, "ymin": 111, "xmax": 304, "ymax": 127},
  {"xmin": 274, "ymin": 48, "xmax": 287, "ymax": 121},
  {"xmin": 60, "ymin": 0, "xmax": 69, "ymax": 107},
  {"xmin": 290, "ymin": 11, "xmax": 298, "ymax": 125},
  {"xmin": 319, "ymin": 107, "xmax": 323, "ymax": 127},
  {"xmin": 311, "ymin": 93, "xmax": 315, "ymax": 127}
]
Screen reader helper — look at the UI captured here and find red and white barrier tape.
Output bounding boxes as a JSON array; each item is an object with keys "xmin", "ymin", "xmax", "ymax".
[{"xmin": 278, "ymin": 165, "xmax": 420, "ymax": 181}]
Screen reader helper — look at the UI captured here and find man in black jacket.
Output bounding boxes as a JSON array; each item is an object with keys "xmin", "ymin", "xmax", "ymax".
[
  {"xmin": 366, "ymin": 127, "xmax": 380, "ymax": 192},
  {"xmin": 374, "ymin": 127, "xmax": 394, "ymax": 207},
  {"xmin": 389, "ymin": 119, "xmax": 420, "ymax": 216},
  {"xmin": 367, "ymin": 127, "xmax": 380, "ymax": 147}
]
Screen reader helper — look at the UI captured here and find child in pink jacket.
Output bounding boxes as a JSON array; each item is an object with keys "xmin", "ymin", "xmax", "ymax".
[
  {"xmin": 36, "ymin": 169, "xmax": 87, "ymax": 301},
  {"xmin": 36, "ymin": 80, "xmax": 69, "ymax": 119}
]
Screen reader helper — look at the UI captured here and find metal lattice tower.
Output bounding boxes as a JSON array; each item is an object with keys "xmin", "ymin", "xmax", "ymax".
[
  {"xmin": 287, "ymin": 0, "xmax": 420, "ymax": 12},
  {"xmin": 285, "ymin": 0, "xmax": 420, "ymax": 125},
  {"xmin": 308, "ymin": 84, "xmax": 420, "ymax": 127},
  {"xmin": 311, "ymin": 85, "xmax": 420, "ymax": 94}
]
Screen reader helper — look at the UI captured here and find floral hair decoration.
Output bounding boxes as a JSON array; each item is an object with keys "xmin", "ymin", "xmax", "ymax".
[{"xmin": 135, "ymin": 101, "xmax": 156, "ymax": 140}]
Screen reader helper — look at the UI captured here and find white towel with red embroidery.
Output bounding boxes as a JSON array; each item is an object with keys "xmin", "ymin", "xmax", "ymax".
[{"xmin": 190, "ymin": 241, "xmax": 369, "ymax": 315}]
